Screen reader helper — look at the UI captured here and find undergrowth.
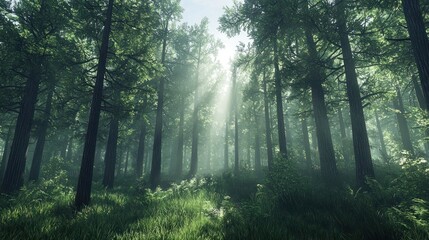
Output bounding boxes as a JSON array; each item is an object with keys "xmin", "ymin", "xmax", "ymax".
[{"xmin": 1, "ymin": 155, "xmax": 429, "ymax": 239}]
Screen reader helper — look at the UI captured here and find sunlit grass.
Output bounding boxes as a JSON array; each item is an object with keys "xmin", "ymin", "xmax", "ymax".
[
  {"xmin": 0, "ymin": 172, "xmax": 428, "ymax": 240},
  {"xmin": 0, "ymin": 178, "xmax": 225, "ymax": 240}
]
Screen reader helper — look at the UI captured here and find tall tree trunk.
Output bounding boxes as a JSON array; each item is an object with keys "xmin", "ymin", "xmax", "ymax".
[
  {"xmin": 335, "ymin": 0, "xmax": 374, "ymax": 187},
  {"xmin": 402, "ymin": 0, "xmax": 429, "ymax": 110},
  {"xmin": 412, "ymin": 75, "xmax": 429, "ymax": 156},
  {"xmin": 375, "ymin": 112, "xmax": 389, "ymax": 163},
  {"xmin": 254, "ymin": 108, "xmax": 262, "ymax": 176},
  {"xmin": 284, "ymin": 109, "xmax": 292, "ymax": 150},
  {"xmin": 66, "ymin": 136, "xmax": 74, "ymax": 163},
  {"xmin": 29, "ymin": 84, "xmax": 54, "ymax": 181},
  {"xmin": 102, "ymin": 116, "xmax": 119, "ymax": 189},
  {"xmin": 224, "ymin": 118, "xmax": 229, "ymax": 170},
  {"xmin": 233, "ymin": 67, "xmax": 239, "ymax": 176},
  {"xmin": 116, "ymin": 143, "xmax": 123, "ymax": 177},
  {"xmin": 338, "ymin": 108, "xmax": 350, "ymax": 164},
  {"xmin": 176, "ymin": 96, "xmax": 185, "ymax": 178},
  {"xmin": 189, "ymin": 45, "xmax": 202, "ymax": 178},
  {"xmin": 136, "ymin": 121, "xmax": 146, "ymax": 178},
  {"xmin": 74, "ymin": 0, "xmax": 114, "ymax": 209},
  {"xmin": 393, "ymin": 86, "xmax": 414, "ymax": 155},
  {"xmin": 206, "ymin": 135, "xmax": 212, "ymax": 171},
  {"xmin": 263, "ymin": 73, "xmax": 274, "ymax": 171},
  {"xmin": 273, "ymin": 35, "xmax": 288, "ymax": 158},
  {"xmin": 124, "ymin": 147, "xmax": 129, "ymax": 175},
  {"xmin": 311, "ymin": 121, "xmax": 318, "ymax": 163},
  {"xmin": 304, "ymin": 11, "xmax": 338, "ymax": 184},
  {"xmin": 150, "ymin": 20, "xmax": 169, "ymax": 189},
  {"xmin": 301, "ymin": 117, "xmax": 312, "ymax": 171},
  {"xmin": 1, "ymin": 62, "xmax": 41, "ymax": 194},
  {"xmin": 0, "ymin": 125, "xmax": 12, "ymax": 183},
  {"xmin": 412, "ymin": 75, "xmax": 427, "ymax": 110}
]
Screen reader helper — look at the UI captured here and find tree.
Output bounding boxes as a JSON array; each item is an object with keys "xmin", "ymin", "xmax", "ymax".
[
  {"xmin": 302, "ymin": 0, "xmax": 338, "ymax": 184},
  {"xmin": 28, "ymin": 75, "xmax": 55, "ymax": 182},
  {"xmin": 74, "ymin": 0, "xmax": 114, "ymax": 209},
  {"xmin": 401, "ymin": 0, "xmax": 429, "ymax": 110},
  {"xmin": 150, "ymin": 0, "xmax": 182, "ymax": 189},
  {"xmin": 334, "ymin": 0, "xmax": 374, "ymax": 187},
  {"xmin": 1, "ymin": 0, "xmax": 67, "ymax": 193}
]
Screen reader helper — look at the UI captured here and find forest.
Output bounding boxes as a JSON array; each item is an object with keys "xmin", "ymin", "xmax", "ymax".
[{"xmin": 0, "ymin": 0, "xmax": 429, "ymax": 239}]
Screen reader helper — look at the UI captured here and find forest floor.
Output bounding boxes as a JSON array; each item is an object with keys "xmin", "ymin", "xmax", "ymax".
[{"xmin": 1, "ymin": 166, "xmax": 429, "ymax": 240}]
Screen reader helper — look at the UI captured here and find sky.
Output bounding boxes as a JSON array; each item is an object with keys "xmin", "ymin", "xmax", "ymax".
[{"xmin": 180, "ymin": 0, "xmax": 249, "ymax": 72}]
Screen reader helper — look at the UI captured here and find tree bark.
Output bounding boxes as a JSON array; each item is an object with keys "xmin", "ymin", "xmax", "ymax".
[
  {"xmin": 375, "ymin": 112, "xmax": 389, "ymax": 163},
  {"xmin": 393, "ymin": 86, "xmax": 414, "ymax": 155},
  {"xmin": 338, "ymin": 108, "xmax": 350, "ymax": 164},
  {"xmin": 102, "ymin": 116, "xmax": 119, "ymax": 189},
  {"xmin": 0, "ymin": 125, "xmax": 12, "ymax": 183},
  {"xmin": 254, "ymin": 108, "xmax": 262, "ymax": 176},
  {"xmin": 301, "ymin": 117, "xmax": 312, "ymax": 171},
  {"xmin": 1, "ymin": 62, "xmax": 41, "ymax": 194},
  {"xmin": 124, "ymin": 147, "xmax": 129, "ymax": 175},
  {"xmin": 136, "ymin": 121, "xmax": 146, "ymax": 178},
  {"xmin": 29, "ymin": 83, "xmax": 54, "ymax": 181},
  {"xmin": 232, "ymin": 67, "xmax": 239, "ymax": 176},
  {"xmin": 224, "ymin": 117, "xmax": 229, "ymax": 170},
  {"xmin": 263, "ymin": 72, "xmax": 274, "ymax": 171},
  {"xmin": 188, "ymin": 45, "xmax": 202, "ymax": 178},
  {"xmin": 402, "ymin": 0, "xmax": 429, "ymax": 110},
  {"xmin": 336, "ymin": 0, "xmax": 374, "ymax": 187},
  {"xmin": 175, "ymin": 95, "xmax": 185, "ymax": 178},
  {"xmin": 273, "ymin": 35, "xmax": 288, "ymax": 158},
  {"xmin": 150, "ymin": 19, "xmax": 169, "ymax": 189},
  {"xmin": 304, "ymin": 11, "xmax": 338, "ymax": 184},
  {"xmin": 74, "ymin": 0, "xmax": 114, "ymax": 209}
]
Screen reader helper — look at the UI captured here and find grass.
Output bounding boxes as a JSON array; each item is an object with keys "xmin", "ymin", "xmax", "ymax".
[{"xmin": 0, "ymin": 168, "xmax": 429, "ymax": 239}]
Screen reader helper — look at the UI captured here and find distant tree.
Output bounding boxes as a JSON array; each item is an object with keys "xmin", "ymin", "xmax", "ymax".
[{"xmin": 150, "ymin": 0, "xmax": 182, "ymax": 189}]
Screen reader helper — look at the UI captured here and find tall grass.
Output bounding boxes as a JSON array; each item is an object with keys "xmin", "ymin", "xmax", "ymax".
[{"xmin": 1, "ymin": 164, "xmax": 428, "ymax": 239}]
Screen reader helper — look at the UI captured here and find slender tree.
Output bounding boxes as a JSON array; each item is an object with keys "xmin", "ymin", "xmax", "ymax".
[{"xmin": 28, "ymin": 80, "xmax": 55, "ymax": 182}]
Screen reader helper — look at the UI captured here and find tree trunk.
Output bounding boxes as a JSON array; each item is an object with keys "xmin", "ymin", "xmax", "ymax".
[
  {"xmin": 150, "ymin": 20, "xmax": 169, "ymax": 189},
  {"xmin": 0, "ymin": 125, "xmax": 12, "ymax": 183},
  {"xmin": 124, "ymin": 147, "xmax": 129, "ymax": 175},
  {"xmin": 29, "ymin": 84, "xmax": 54, "ymax": 181},
  {"xmin": 102, "ymin": 116, "xmax": 119, "ymax": 189},
  {"xmin": 263, "ymin": 73, "xmax": 274, "ymax": 171},
  {"xmin": 273, "ymin": 35, "xmax": 288, "ymax": 158},
  {"xmin": 176, "ymin": 96, "xmax": 185, "ymax": 178},
  {"xmin": 393, "ymin": 86, "xmax": 414, "ymax": 155},
  {"xmin": 304, "ymin": 13, "xmax": 338, "ymax": 184},
  {"xmin": 338, "ymin": 108, "xmax": 350, "ymax": 164},
  {"xmin": 233, "ymin": 67, "xmax": 239, "ymax": 176},
  {"xmin": 189, "ymin": 45, "xmax": 202, "ymax": 178},
  {"xmin": 335, "ymin": 0, "xmax": 374, "ymax": 187},
  {"xmin": 301, "ymin": 117, "xmax": 312, "ymax": 171},
  {"xmin": 66, "ymin": 136, "xmax": 74, "ymax": 163},
  {"xmin": 411, "ymin": 75, "xmax": 429, "ymax": 156},
  {"xmin": 74, "ymin": 0, "xmax": 114, "ymax": 209},
  {"xmin": 402, "ymin": 0, "xmax": 429, "ymax": 110},
  {"xmin": 116, "ymin": 143, "xmax": 123, "ymax": 177},
  {"xmin": 254, "ymin": 109, "xmax": 262, "ymax": 176},
  {"xmin": 375, "ymin": 112, "xmax": 389, "ymax": 163},
  {"xmin": 1, "ymin": 62, "xmax": 41, "ymax": 194},
  {"xmin": 136, "ymin": 121, "xmax": 146, "ymax": 178},
  {"xmin": 224, "ymin": 118, "xmax": 229, "ymax": 170}
]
